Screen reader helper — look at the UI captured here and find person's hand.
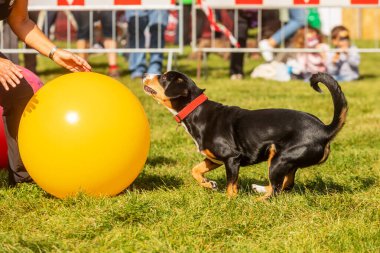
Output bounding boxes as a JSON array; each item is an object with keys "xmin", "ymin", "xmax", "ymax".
[
  {"xmin": 333, "ymin": 52, "xmax": 340, "ymax": 64},
  {"xmin": 0, "ymin": 57, "xmax": 23, "ymax": 91},
  {"xmin": 52, "ymin": 49, "xmax": 91, "ymax": 72},
  {"xmin": 341, "ymin": 46, "xmax": 349, "ymax": 55}
]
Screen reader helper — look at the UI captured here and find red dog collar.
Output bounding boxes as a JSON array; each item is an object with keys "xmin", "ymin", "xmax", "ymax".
[{"xmin": 174, "ymin": 93, "xmax": 208, "ymax": 123}]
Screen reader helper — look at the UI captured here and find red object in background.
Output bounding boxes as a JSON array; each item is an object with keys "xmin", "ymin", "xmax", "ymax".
[
  {"xmin": 165, "ymin": 11, "xmax": 178, "ymax": 44},
  {"xmin": 294, "ymin": 0, "xmax": 319, "ymax": 4},
  {"xmin": 0, "ymin": 67, "xmax": 43, "ymax": 169},
  {"xmin": 200, "ymin": 10, "xmax": 233, "ymax": 39},
  {"xmin": 351, "ymin": 0, "xmax": 378, "ymax": 4},
  {"xmin": 57, "ymin": 0, "xmax": 85, "ymax": 5},
  {"xmin": 0, "ymin": 109, "xmax": 7, "ymax": 169},
  {"xmin": 54, "ymin": 12, "xmax": 77, "ymax": 41},
  {"xmin": 236, "ymin": 0, "xmax": 263, "ymax": 4},
  {"xmin": 115, "ymin": 0, "xmax": 141, "ymax": 4}
]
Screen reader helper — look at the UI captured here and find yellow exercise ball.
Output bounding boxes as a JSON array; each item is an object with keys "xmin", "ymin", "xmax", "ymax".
[{"xmin": 18, "ymin": 72, "xmax": 150, "ymax": 199}]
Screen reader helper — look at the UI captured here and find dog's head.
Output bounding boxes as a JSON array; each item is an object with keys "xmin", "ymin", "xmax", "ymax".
[{"xmin": 143, "ymin": 71, "xmax": 204, "ymax": 113}]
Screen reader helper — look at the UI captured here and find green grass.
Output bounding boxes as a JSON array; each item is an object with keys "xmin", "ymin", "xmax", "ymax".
[{"xmin": 1, "ymin": 48, "xmax": 380, "ymax": 252}]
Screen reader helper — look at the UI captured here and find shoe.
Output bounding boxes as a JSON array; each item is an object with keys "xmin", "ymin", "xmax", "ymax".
[
  {"xmin": 131, "ymin": 72, "xmax": 143, "ymax": 80},
  {"xmin": 230, "ymin": 74, "xmax": 243, "ymax": 80},
  {"xmin": 107, "ymin": 67, "xmax": 120, "ymax": 79},
  {"xmin": 8, "ymin": 173, "xmax": 34, "ymax": 187},
  {"xmin": 259, "ymin": 39, "xmax": 274, "ymax": 62}
]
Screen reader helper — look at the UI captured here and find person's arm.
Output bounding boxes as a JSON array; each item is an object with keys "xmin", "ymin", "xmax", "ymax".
[
  {"xmin": 8, "ymin": 0, "xmax": 53, "ymax": 57},
  {"xmin": 7, "ymin": 0, "xmax": 91, "ymax": 72},
  {"xmin": 326, "ymin": 52, "xmax": 339, "ymax": 75},
  {"xmin": 347, "ymin": 46, "xmax": 360, "ymax": 67}
]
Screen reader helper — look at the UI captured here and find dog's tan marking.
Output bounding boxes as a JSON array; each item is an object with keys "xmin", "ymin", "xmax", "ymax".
[
  {"xmin": 202, "ymin": 149, "xmax": 216, "ymax": 159},
  {"xmin": 201, "ymin": 149, "xmax": 223, "ymax": 165},
  {"xmin": 257, "ymin": 144, "xmax": 276, "ymax": 201},
  {"xmin": 319, "ymin": 142, "xmax": 331, "ymax": 164},
  {"xmin": 192, "ymin": 159, "xmax": 221, "ymax": 189},
  {"xmin": 143, "ymin": 75, "xmax": 174, "ymax": 109},
  {"xmin": 281, "ymin": 169, "xmax": 297, "ymax": 191},
  {"xmin": 227, "ymin": 182, "xmax": 238, "ymax": 198},
  {"xmin": 161, "ymin": 99, "xmax": 173, "ymax": 109},
  {"xmin": 339, "ymin": 106, "xmax": 348, "ymax": 130},
  {"xmin": 267, "ymin": 144, "xmax": 276, "ymax": 167}
]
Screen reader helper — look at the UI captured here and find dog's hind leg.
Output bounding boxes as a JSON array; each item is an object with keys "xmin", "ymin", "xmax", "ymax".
[
  {"xmin": 256, "ymin": 160, "xmax": 294, "ymax": 201},
  {"xmin": 256, "ymin": 145, "xmax": 317, "ymax": 201},
  {"xmin": 192, "ymin": 159, "xmax": 221, "ymax": 190},
  {"xmin": 253, "ymin": 144, "xmax": 277, "ymax": 199},
  {"xmin": 255, "ymin": 144, "xmax": 298, "ymax": 201}
]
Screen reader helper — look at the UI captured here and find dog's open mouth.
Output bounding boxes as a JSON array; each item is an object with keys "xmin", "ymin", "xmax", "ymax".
[{"xmin": 143, "ymin": 85, "xmax": 157, "ymax": 95}]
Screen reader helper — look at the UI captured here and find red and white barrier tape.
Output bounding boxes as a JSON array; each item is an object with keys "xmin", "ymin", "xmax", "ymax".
[
  {"xmin": 200, "ymin": 0, "xmax": 240, "ymax": 48},
  {"xmin": 197, "ymin": 0, "xmax": 379, "ymax": 7},
  {"xmin": 29, "ymin": 0, "xmax": 176, "ymax": 7}
]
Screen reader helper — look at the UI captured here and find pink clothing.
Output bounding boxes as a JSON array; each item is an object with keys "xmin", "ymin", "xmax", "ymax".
[{"xmin": 296, "ymin": 44, "xmax": 329, "ymax": 74}]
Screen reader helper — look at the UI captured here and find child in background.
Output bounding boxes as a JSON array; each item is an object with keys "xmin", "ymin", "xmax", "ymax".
[
  {"xmin": 327, "ymin": 26, "xmax": 360, "ymax": 81},
  {"xmin": 251, "ymin": 26, "xmax": 327, "ymax": 82},
  {"xmin": 286, "ymin": 26, "xmax": 328, "ymax": 81}
]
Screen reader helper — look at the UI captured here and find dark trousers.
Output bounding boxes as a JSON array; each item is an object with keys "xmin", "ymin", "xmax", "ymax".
[
  {"xmin": 24, "ymin": 11, "xmax": 39, "ymax": 73},
  {"xmin": 24, "ymin": 11, "xmax": 58, "ymax": 74},
  {"xmin": 127, "ymin": 15, "xmax": 166, "ymax": 74},
  {"xmin": 229, "ymin": 11, "xmax": 250, "ymax": 76},
  {"xmin": 0, "ymin": 53, "xmax": 34, "ymax": 185},
  {"xmin": 72, "ymin": 11, "xmax": 114, "ymax": 40}
]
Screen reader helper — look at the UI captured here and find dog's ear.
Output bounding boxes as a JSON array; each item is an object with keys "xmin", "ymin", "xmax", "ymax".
[{"xmin": 164, "ymin": 77, "xmax": 189, "ymax": 98}]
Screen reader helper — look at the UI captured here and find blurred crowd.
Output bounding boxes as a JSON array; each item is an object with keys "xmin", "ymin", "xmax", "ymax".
[{"xmin": 2, "ymin": 6, "xmax": 360, "ymax": 82}]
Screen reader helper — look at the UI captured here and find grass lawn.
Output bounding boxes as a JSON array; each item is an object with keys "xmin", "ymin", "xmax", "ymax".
[{"xmin": 0, "ymin": 48, "xmax": 379, "ymax": 252}]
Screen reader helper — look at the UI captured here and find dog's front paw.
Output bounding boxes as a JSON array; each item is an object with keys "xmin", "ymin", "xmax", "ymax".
[
  {"xmin": 252, "ymin": 184, "xmax": 267, "ymax": 194},
  {"xmin": 256, "ymin": 195, "xmax": 271, "ymax": 202},
  {"xmin": 209, "ymin": 180, "xmax": 218, "ymax": 190},
  {"xmin": 201, "ymin": 179, "xmax": 218, "ymax": 190}
]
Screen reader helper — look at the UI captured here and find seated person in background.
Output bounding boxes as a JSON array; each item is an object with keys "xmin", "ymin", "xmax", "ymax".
[
  {"xmin": 286, "ymin": 26, "xmax": 328, "ymax": 81},
  {"xmin": 259, "ymin": 8, "xmax": 308, "ymax": 62},
  {"xmin": 327, "ymin": 25, "xmax": 360, "ymax": 81}
]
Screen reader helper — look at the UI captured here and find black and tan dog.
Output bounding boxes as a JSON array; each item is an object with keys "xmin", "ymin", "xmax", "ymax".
[{"xmin": 143, "ymin": 71, "xmax": 347, "ymax": 199}]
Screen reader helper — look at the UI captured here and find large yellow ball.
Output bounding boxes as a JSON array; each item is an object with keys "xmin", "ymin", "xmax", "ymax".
[{"xmin": 18, "ymin": 72, "xmax": 150, "ymax": 198}]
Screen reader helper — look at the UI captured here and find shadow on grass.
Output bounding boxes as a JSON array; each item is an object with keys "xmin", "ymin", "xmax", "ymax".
[
  {"xmin": 0, "ymin": 169, "xmax": 10, "ymax": 188},
  {"xmin": 207, "ymin": 174, "xmax": 377, "ymax": 196},
  {"xmin": 146, "ymin": 156, "xmax": 177, "ymax": 167},
  {"xmin": 197, "ymin": 175, "xmax": 268, "ymax": 196},
  {"xmin": 294, "ymin": 175, "xmax": 377, "ymax": 195},
  {"xmin": 129, "ymin": 173, "xmax": 183, "ymax": 192},
  {"xmin": 358, "ymin": 74, "xmax": 377, "ymax": 80}
]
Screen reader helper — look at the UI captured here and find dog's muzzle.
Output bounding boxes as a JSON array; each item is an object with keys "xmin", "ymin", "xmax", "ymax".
[{"xmin": 143, "ymin": 85, "xmax": 157, "ymax": 95}]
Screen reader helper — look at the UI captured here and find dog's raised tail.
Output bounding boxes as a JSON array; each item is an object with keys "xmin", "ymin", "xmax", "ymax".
[{"xmin": 310, "ymin": 72, "xmax": 348, "ymax": 139}]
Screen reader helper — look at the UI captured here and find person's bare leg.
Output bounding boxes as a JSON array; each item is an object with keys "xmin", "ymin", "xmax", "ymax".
[
  {"xmin": 104, "ymin": 38, "xmax": 119, "ymax": 78},
  {"xmin": 267, "ymin": 38, "xmax": 277, "ymax": 47},
  {"xmin": 104, "ymin": 38, "xmax": 117, "ymax": 66},
  {"xmin": 76, "ymin": 39, "xmax": 89, "ymax": 60}
]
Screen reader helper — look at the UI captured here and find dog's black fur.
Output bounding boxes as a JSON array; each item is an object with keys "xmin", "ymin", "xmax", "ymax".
[{"xmin": 143, "ymin": 71, "xmax": 348, "ymax": 198}]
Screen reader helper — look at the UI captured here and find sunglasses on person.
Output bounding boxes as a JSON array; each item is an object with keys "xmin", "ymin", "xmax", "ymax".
[{"xmin": 338, "ymin": 36, "xmax": 350, "ymax": 41}]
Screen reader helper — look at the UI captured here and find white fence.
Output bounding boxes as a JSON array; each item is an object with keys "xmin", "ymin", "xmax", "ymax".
[
  {"xmin": 192, "ymin": 0, "xmax": 380, "ymax": 53},
  {"xmin": 2, "ymin": 0, "xmax": 380, "ymax": 73},
  {"xmin": 191, "ymin": 0, "xmax": 380, "ymax": 77},
  {"xmin": 0, "ymin": 0, "xmax": 183, "ymax": 70}
]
